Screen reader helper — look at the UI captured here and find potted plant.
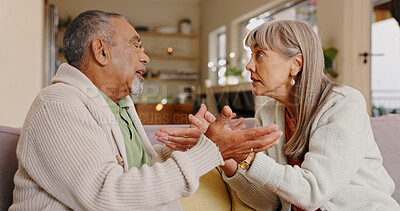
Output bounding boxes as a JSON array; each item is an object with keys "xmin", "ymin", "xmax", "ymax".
[
  {"xmin": 179, "ymin": 18, "xmax": 192, "ymax": 34},
  {"xmin": 226, "ymin": 67, "xmax": 243, "ymax": 77},
  {"xmin": 225, "ymin": 67, "xmax": 243, "ymax": 85},
  {"xmin": 323, "ymin": 47, "xmax": 339, "ymax": 79}
]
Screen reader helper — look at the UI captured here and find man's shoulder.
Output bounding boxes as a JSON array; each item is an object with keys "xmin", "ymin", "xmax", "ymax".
[{"xmin": 36, "ymin": 83, "xmax": 90, "ymax": 107}]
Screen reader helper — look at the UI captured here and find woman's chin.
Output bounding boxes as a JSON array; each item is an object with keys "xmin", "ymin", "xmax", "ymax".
[
  {"xmin": 252, "ymin": 88, "xmax": 262, "ymax": 96},
  {"xmin": 252, "ymin": 88, "xmax": 271, "ymax": 97}
]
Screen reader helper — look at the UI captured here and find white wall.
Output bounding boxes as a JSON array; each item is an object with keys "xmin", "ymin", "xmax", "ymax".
[{"xmin": 0, "ymin": 0, "xmax": 44, "ymax": 127}]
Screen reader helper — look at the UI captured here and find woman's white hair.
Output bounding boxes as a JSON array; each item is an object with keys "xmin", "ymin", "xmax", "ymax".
[{"xmin": 245, "ymin": 20, "xmax": 336, "ymax": 160}]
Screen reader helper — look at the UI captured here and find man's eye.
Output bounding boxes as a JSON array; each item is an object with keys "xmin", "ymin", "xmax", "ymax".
[{"xmin": 134, "ymin": 43, "xmax": 142, "ymax": 49}]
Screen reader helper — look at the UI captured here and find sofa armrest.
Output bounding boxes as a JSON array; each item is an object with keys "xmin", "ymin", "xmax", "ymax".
[
  {"xmin": 0, "ymin": 126, "xmax": 21, "ymax": 210},
  {"xmin": 371, "ymin": 114, "xmax": 400, "ymax": 202}
]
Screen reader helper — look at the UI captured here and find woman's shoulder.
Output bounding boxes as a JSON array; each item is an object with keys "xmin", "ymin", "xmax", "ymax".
[
  {"xmin": 327, "ymin": 85, "xmax": 366, "ymax": 107},
  {"xmin": 317, "ymin": 84, "xmax": 368, "ymax": 120},
  {"xmin": 331, "ymin": 85, "xmax": 364, "ymax": 99}
]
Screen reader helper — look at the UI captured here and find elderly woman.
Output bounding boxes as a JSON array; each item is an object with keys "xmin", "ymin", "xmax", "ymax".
[{"xmin": 157, "ymin": 20, "xmax": 399, "ymax": 210}]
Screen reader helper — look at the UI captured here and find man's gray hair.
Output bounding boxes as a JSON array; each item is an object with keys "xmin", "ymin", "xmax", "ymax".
[{"xmin": 63, "ymin": 10, "xmax": 127, "ymax": 68}]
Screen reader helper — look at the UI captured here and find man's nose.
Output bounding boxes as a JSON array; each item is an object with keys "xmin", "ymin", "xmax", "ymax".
[{"xmin": 140, "ymin": 51, "xmax": 150, "ymax": 65}]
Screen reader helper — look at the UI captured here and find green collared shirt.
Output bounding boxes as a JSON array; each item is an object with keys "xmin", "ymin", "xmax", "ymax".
[{"xmin": 98, "ymin": 89, "xmax": 150, "ymax": 169}]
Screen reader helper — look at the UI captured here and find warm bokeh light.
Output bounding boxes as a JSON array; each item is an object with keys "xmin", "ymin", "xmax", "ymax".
[
  {"xmin": 167, "ymin": 47, "xmax": 173, "ymax": 55},
  {"xmin": 155, "ymin": 103, "xmax": 163, "ymax": 111}
]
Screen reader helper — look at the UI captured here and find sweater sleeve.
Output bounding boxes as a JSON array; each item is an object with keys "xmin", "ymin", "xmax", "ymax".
[
  {"xmin": 222, "ymin": 167, "xmax": 280, "ymax": 210},
  {"xmin": 20, "ymin": 100, "xmax": 224, "ymax": 210},
  {"xmin": 245, "ymin": 90, "xmax": 373, "ymax": 210},
  {"xmin": 222, "ymin": 100, "xmax": 281, "ymax": 210},
  {"xmin": 152, "ymin": 143, "xmax": 174, "ymax": 161}
]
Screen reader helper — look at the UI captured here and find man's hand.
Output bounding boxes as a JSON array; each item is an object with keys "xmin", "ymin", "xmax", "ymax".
[
  {"xmin": 155, "ymin": 104, "xmax": 210, "ymax": 151},
  {"xmin": 156, "ymin": 104, "xmax": 247, "ymax": 151}
]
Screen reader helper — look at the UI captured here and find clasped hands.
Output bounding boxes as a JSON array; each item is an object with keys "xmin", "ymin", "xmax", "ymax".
[{"xmin": 155, "ymin": 104, "xmax": 282, "ymax": 166}]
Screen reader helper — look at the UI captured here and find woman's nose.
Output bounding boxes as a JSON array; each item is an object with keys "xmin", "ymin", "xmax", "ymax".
[{"xmin": 246, "ymin": 58, "xmax": 255, "ymax": 72}]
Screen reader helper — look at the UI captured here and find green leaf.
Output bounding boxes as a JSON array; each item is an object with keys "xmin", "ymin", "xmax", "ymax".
[
  {"xmin": 226, "ymin": 67, "xmax": 243, "ymax": 76},
  {"xmin": 323, "ymin": 47, "xmax": 339, "ymax": 78},
  {"xmin": 324, "ymin": 48, "xmax": 338, "ymax": 60}
]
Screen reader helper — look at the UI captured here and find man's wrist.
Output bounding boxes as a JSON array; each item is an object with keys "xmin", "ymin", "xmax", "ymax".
[{"xmin": 221, "ymin": 159, "xmax": 238, "ymax": 177}]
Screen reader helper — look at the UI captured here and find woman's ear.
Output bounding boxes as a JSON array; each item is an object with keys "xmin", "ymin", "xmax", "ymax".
[
  {"xmin": 91, "ymin": 38, "xmax": 109, "ymax": 66},
  {"xmin": 291, "ymin": 54, "xmax": 303, "ymax": 76}
]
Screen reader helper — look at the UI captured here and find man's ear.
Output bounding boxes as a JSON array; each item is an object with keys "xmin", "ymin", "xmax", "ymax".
[
  {"xmin": 91, "ymin": 38, "xmax": 109, "ymax": 66},
  {"xmin": 290, "ymin": 53, "xmax": 303, "ymax": 76}
]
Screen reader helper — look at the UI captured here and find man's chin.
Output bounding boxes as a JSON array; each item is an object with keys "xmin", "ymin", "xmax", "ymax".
[
  {"xmin": 130, "ymin": 78, "xmax": 144, "ymax": 96},
  {"xmin": 130, "ymin": 85, "xmax": 143, "ymax": 96}
]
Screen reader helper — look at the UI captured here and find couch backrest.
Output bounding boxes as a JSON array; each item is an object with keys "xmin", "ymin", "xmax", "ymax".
[
  {"xmin": 0, "ymin": 126, "xmax": 21, "ymax": 210},
  {"xmin": 370, "ymin": 114, "xmax": 400, "ymax": 202},
  {"xmin": 1, "ymin": 115, "xmax": 398, "ymax": 209}
]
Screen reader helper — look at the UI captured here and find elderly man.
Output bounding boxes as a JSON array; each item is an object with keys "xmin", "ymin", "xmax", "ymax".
[{"xmin": 10, "ymin": 10, "xmax": 281, "ymax": 210}]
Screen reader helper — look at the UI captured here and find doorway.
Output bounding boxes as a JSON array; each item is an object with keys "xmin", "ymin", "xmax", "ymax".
[{"xmin": 371, "ymin": 0, "xmax": 400, "ymax": 116}]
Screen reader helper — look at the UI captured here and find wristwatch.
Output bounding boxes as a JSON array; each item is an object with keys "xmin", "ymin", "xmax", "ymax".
[{"xmin": 239, "ymin": 149, "xmax": 256, "ymax": 170}]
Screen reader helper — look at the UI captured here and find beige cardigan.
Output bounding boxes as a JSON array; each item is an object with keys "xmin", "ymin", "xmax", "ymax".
[
  {"xmin": 10, "ymin": 63, "xmax": 224, "ymax": 211},
  {"xmin": 224, "ymin": 85, "xmax": 400, "ymax": 211}
]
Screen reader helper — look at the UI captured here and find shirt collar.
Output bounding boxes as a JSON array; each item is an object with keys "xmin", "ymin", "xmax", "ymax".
[{"xmin": 97, "ymin": 88, "xmax": 129, "ymax": 114}]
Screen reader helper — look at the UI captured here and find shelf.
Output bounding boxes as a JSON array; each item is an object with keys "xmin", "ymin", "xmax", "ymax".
[
  {"xmin": 139, "ymin": 31, "xmax": 198, "ymax": 38},
  {"xmin": 144, "ymin": 76, "xmax": 198, "ymax": 81},
  {"xmin": 147, "ymin": 54, "xmax": 197, "ymax": 60}
]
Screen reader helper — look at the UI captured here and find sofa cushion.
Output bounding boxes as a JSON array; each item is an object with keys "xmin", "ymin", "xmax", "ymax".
[
  {"xmin": 143, "ymin": 120, "xmax": 256, "ymax": 211},
  {"xmin": 371, "ymin": 114, "xmax": 400, "ymax": 202},
  {"xmin": 179, "ymin": 168, "xmax": 232, "ymax": 210},
  {"xmin": 143, "ymin": 124, "xmax": 232, "ymax": 210},
  {"xmin": 0, "ymin": 126, "xmax": 21, "ymax": 210}
]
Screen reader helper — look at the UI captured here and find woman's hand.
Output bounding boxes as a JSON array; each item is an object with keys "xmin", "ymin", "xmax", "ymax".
[
  {"xmin": 188, "ymin": 104, "xmax": 247, "ymax": 131},
  {"xmin": 205, "ymin": 106, "xmax": 282, "ymax": 162},
  {"xmin": 156, "ymin": 104, "xmax": 247, "ymax": 151}
]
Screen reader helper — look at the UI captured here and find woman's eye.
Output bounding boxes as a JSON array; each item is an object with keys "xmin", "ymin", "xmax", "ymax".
[{"xmin": 256, "ymin": 51, "xmax": 264, "ymax": 58}]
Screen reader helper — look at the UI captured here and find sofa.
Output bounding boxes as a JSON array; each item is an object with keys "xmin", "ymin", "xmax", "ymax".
[{"xmin": 1, "ymin": 115, "xmax": 399, "ymax": 210}]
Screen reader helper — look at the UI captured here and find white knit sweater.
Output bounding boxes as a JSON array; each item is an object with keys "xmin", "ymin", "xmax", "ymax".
[
  {"xmin": 10, "ymin": 63, "xmax": 224, "ymax": 211},
  {"xmin": 224, "ymin": 85, "xmax": 400, "ymax": 211}
]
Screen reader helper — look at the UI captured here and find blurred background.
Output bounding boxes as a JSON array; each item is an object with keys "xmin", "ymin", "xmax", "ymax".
[{"xmin": 1, "ymin": 0, "xmax": 399, "ymax": 127}]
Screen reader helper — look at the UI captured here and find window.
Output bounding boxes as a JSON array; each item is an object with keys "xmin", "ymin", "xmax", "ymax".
[
  {"xmin": 237, "ymin": 0, "xmax": 317, "ymax": 83},
  {"xmin": 216, "ymin": 32, "xmax": 227, "ymax": 85},
  {"xmin": 208, "ymin": 26, "xmax": 227, "ymax": 86}
]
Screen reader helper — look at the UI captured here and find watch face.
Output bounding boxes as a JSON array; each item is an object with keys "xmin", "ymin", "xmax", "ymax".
[{"xmin": 240, "ymin": 162, "xmax": 250, "ymax": 170}]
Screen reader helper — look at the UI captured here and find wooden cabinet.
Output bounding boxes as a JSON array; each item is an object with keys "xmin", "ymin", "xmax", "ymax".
[{"xmin": 135, "ymin": 103, "xmax": 194, "ymax": 125}]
